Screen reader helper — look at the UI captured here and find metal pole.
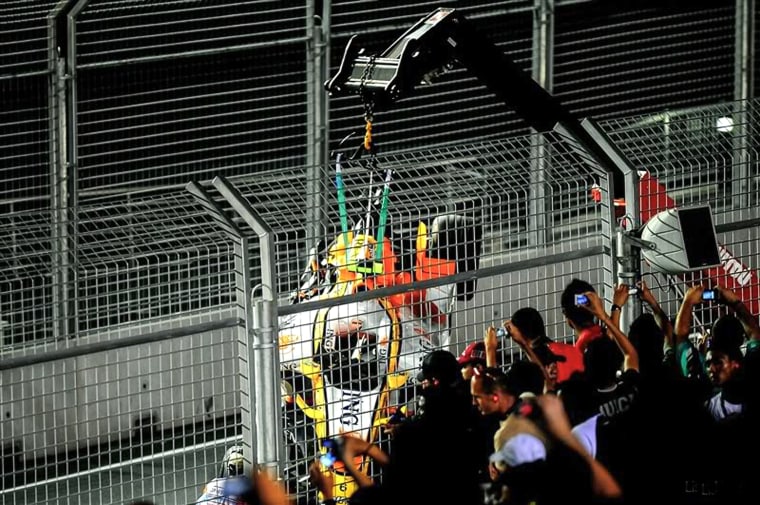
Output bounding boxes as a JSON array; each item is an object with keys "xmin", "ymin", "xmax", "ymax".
[
  {"xmin": 47, "ymin": 0, "xmax": 78, "ymax": 340},
  {"xmin": 234, "ymin": 238, "xmax": 258, "ymax": 470},
  {"xmin": 305, "ymin": 0, "xmax": 329, "ymax": 255},
  {"xmin": 213, "ymin": 177, "xmax": 283, "ymax": 476},
  {"xmin": 575, "ymin": 118, "xmax": 643, "ymax": 321},
  {"xmin": 528, "ymin": 0, "xmax": 554, "ymax": 246},
  {"xmin": 732, "ymin": 0, "xmax": 754, "ymax": 208},
  {"xmin": 60, "ymin": 0, "xmax": 90, "ymax": 339}
]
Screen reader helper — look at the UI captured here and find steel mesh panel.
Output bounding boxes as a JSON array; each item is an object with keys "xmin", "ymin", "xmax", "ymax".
[
  {"xmin": 76, "ymin": 0, "xmax": 308, "ymax": 66},
  {"xmin": 554, "ymin": 2, "xmax": 735, "ymax": 119},
  {"xmin": 0, "ymin": 190, "xmax": 237, "ymax": 348},
  {"xmin": 601, "ymin": 100, "xmax": 759, "ymax": 217},
  {"xmin": 75, "ymin": 47, "xmax": 308, "ymax": 196},
  {"xmin": 0, "ymin": 0, "xmax": 52, "ymax": 76},
  {"xmin": 0, "ymin": 75, "xmax": 50, "ymax": 211},
  {"xmin": 0, "ymin": 208, "xmax": 54, "ymax": 346},
  {"xmin": 230, "ymin": 132, "xmax": 607, "ymax": 299},
  {"xmin": 268, "ymin": 128, "xmax": 615, "ymax": 503},
  {"xmin": 1, "ymin": 321, "xmax": 243, "ymax": 505},
  {"xmin": 599, "ymin": 99, "xmax": 760, "ymax": 337}
]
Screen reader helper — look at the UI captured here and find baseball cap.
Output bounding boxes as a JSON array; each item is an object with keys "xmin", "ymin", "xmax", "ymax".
[
  {"xmin": 489, "ymin": 433, "xmax": 547, "ymax": 467},
  {"xmin": 416, "ymin": 350, "xmax": 460, "ymax": 384},
  {"xmin": 457, "ymin": 341, "xmax": 487, "ymax": 366}
]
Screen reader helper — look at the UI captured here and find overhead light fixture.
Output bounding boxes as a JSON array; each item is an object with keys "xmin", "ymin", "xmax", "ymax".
[{"xmin": 716, "ymin": 116, "xmax": 734, "ymax": 133}]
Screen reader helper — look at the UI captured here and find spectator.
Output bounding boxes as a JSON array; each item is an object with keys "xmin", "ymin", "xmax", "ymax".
[
  {"xmin": 197, "ymin": 446, "xmax": 292, "ymax": 505},
  {"xmin": 570, "ymin": 289, "xmax": 647, "ymax": 505},
  {"xmin": 470, "ymin": 363, "xmax": 545, "ymax": 420},
  {"xmin": 510, "ymin": 306, "xmax": 584, "ymax": 384},
  {"xmin": 458, "ymin": 340, "xmax": 489, "ymax": 381},
  {"xmin": 560, "ymin": 278, "xmax": 605, "ymax": 352},
  {"xmin": 485, "ymin": 393, "xmax": 622, "ymax": 505},
  {"xmin": 502, "ymin": 313, "xmax": 569, "ymax": 393},
  {"xmin": 470, "ymin": 361, "xmax": 546, "ymax": 487},
  {"xmin": 308, "ymin": 435, "xmax": 390, "ymax": 505},
  {"xmin": 605, "ymin": 281, "xmax": 713, "ymax": 504},
  {"xmin": 383, "ymin": 349, "xmax": 481, "ymax": 505},
  {"xmin": 673, "ymin": 285, "xmax": 713, "ymax": 386}
]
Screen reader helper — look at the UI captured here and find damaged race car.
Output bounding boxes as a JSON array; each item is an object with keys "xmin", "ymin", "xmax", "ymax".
[{"xmin": 278, "ymin": 150, "xmax": 482, "ymax": 503}]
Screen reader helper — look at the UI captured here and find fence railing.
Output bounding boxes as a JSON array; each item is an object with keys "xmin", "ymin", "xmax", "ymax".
[
  {"xmin": 2, "ymin": 98, "xmax": 758, "ymax": 505},
  {"xmin": 0, "ymin": 1, "xmax": 758, "ymax": 504}
]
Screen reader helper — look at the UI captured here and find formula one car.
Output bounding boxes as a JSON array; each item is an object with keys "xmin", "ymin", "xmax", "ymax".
[{"xmin": 278, "ymin": 148, "xmax": 482, "ymax": 503}]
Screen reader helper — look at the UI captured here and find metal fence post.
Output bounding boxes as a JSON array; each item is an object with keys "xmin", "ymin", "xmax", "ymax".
[
  {"xmin": 305, "ymin": 0, "xmax": 330, "ymax": 254},
  {"xmin": 212, "ymin": 177, "xmax": 284, "ymax": 476},
  {"xmin": 528, "ymin": 0, "xmax": 554, "ymax": 246},
  {"xmin": 48, "ymin": 0, "xmax": 87, "ymax": 339},
  {"xmin": 578, "ymin": 118, "xmax": 642, "ymax": 327},
  {"xmin": 732, "ymin": 0, "xmax": 755, "ymax": 208}
]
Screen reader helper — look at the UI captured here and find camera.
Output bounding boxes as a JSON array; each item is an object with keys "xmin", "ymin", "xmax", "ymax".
[
  {"xmin": 319, "ymin": 451, "xmax": 337, "ymax": 468},
  {"xmin": 574, "ymin": 293, "xmax": 589, "ymax": 306},
  {"xmin": 702, "ymin": 289, "xmax": 719, "ymax": 301},
  {"xmin": 388, "ymin": 408, "xmax": 406, "ymax": 424},
  {"xmin": 320, "ymin": 438, "xmax": 341, "ymax": 468}
]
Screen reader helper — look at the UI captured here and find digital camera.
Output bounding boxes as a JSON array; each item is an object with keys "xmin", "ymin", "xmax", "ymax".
[
  {"xmin": 320, "ymin": 438, "xmax": 341, "ymax": 468},
  {"xmin": 574, "ymin": 293, "xmax": 589, "ymax": 306},
  {"xmin": 702, "ymin": 289, "xmax": 719, "ymax": 301}
]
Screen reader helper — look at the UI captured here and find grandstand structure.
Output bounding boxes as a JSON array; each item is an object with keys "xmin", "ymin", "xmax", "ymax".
[{"xmin": 1, "ymin": 1, "xmax": 758, "ymax": 504}]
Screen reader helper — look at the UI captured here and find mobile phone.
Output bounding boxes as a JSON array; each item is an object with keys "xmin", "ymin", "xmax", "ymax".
[
  {"xmin": 389, "ymin": 408, "xmax": 406, "ymax": 424},
  {"xmin": 320, "ymin": 438, "xmax": 341, "ymax": 468},
  {"xmin": 574, "ymin": 293, "xmax": 589, "ymax": 306},
  {"xmin": 319, "ymin": 451, "xmax": 337, "ymax": 468},
  {"xmin": 702, "ymin": 289, "xmax": 718, "ymax": 301}
]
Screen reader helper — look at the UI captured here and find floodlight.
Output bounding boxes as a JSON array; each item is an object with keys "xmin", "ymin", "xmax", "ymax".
[{"xmin": 639, "ymin": 205, "xmax": 721, "ymax": 274}]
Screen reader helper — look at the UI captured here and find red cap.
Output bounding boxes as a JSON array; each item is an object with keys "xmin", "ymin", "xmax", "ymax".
[{"xmin": 458, "ymin": 341, "xmax": 487, "ymax": 366}]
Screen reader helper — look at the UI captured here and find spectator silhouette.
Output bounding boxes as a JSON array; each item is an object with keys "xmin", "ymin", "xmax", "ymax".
[{"xmin": 383, "ymin": 349, "xmax": 481, "ymax": 504}]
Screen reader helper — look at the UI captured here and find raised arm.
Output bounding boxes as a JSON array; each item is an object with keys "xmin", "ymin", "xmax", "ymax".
[
  {"xmin": 674, "ymin": 285, "xmax": 705, "ymax": 347},
  {"xmin": 537, "ymin": 394, "xmax": 622, "ymax": 500},
  {"xmin": 583, "ymin": 291, "xmax": 639, "ymax": 372},
  {"xmin": 484, "ymin": 326, "xmax": 499, "ymax": 368},
  {"xmin": 338, "ymin": 434, "xmax": 390, "ymax": 488},
  {"xmin": 504, "ymin": 319, "xmax": 555, "ymax": 392},
  {"xmin": 716, "ymin": 286, "xmax": 760, "ymax": 342},
  {"xmin": 638, "ymin": 279, "xmax": 674, "ymax": 348},
  {"xmin": 609, "ymin": 283, "xmax": 630, "ymax": 330}
]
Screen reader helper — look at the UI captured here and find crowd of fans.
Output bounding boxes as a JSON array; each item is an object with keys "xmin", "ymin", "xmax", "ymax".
[
  {"xmin": 308, "ymin": 278, "xmax": 760, "ymax": 505},
  {"xmin": 173, "ymin": 277, "xmax": 759, "ymax": 505}
]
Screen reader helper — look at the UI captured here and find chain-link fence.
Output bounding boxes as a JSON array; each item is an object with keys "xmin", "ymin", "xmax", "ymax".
[{"xmin": 1, "ymin": 1, "xmax": 759, "ymax": 505}]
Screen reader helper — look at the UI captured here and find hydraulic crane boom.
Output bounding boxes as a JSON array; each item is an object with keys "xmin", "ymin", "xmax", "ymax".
[
  {"xmin": 325, "ymin": 7, "xmax": 575, "ymax": 133},
  {"xmin": 324, "ymin": 7, "xmax": 629, "ymax": 199}
]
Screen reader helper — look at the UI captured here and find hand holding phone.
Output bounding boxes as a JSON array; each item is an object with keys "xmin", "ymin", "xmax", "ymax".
[
  {"xmin": 574, "ymin": 293, "xmax": 589, "ymax": 306},
  {"xmin": 319, "ymin": 451, "xmax": 337, "ymax": 468},
  {"xmin": 702, "ymin": 288, "xmax": 719, "ymax": 301},
  {"xmin": 319, "ymin": 438, "xmax": 341, "ymax": 468}
]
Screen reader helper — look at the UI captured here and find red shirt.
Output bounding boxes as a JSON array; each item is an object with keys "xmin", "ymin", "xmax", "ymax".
[
  {"xmin": 574, "ymin": 324, "xmax": 604, "ymax": 353},
  {"xmin": 548, "ymin": 341, "xmax": 584, "ymax": 383}
]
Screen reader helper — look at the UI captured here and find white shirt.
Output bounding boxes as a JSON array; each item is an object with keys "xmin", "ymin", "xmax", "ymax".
[
  {"xmin": 706, "ymin": 392, "xmax": 743, "ymax": 421},
  {"xmin": 571, "ymin": 413, "xmax": 601, "ymax": 459}
]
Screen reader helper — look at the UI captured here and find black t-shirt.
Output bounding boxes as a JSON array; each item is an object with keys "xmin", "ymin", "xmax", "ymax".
[
  {"xmin": 593, "ymin": 369, "xmax": 640, "ymax": 423},
  {"xmin": 383, "ymin": 385, "xmax": 481, "ymax": 505}
]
